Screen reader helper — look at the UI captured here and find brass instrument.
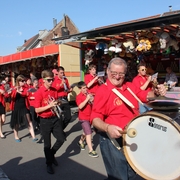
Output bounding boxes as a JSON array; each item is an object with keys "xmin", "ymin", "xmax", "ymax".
[
  {"xmin": 62, "ymin": 76, "xmax": 68, "ymax": 92},
  {"xmin": 48, "ymin": 95, "xmax": 63, "ymax": 118},
  {"xmin": 86, "ymin": 92, "xmax": 94, "ymax": 104},
  {"xmin": 95, "ymin": 74, "xmax": 105, "ymax": 84}
]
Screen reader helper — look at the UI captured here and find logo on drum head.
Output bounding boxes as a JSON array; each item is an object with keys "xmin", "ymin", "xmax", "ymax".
[{"xmin": 148, "ymin": 117, "xmax": 167, "ymax": 132}]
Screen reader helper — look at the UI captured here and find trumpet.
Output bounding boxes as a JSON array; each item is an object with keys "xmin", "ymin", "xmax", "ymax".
[
  {"xmin": 95, "ymin": 74, "xmax": 105, "ymax": 84},
  {"xmin": 86, "ymin": 92, "xmax": 94, "ymax": 104},
  {"xmin": 48, "ymin": 95, "xmax": 63, "ymax": 119}
]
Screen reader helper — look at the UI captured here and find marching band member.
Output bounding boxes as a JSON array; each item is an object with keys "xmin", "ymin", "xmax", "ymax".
[
  {"xmin": 2, "ymin": 75, "xmax": 12, "ymax": 112},
  {"xmin": 25, "ymin": 78, "xmax": 33, "ymax": 89},
  {"xmin": 132, "ymin": 63, "xmax": 157, "ymax": 114},
  {"xmin": 84, "ymin": 64, "xmax": 101, "ymax": 96},
  {"xmin": 90, "ymin": 57, "xmax": 166, "ymax": 180},
  {"xmin": 9, "ymin": 75, "xmax": 38, "ymax": 143},
  {"xmin": 34, "ymin": 70, "xmax": 65, "ymax": 174},
  {"xmin": 28, "ymin": 79, "xmax": 40, "ymax": 131},
  {"xmin": 76, "ymin": 81, "xmax": 98, "ymax": 157},
  {"xmin": 132, "ymin": 63, "xmax": 154, "ymax": 91},
  {"xmin": 52, "ymin": 66, "xmax": 72, "ymax": 130},
  {"xmin": 0, "ymin": 81, "xmax": 9, "ymax": 139}
]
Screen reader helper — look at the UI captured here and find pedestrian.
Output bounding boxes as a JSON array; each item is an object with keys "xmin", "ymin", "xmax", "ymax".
[
  {"xmin": 52, "ymin": 66, "xmax": 72, "ymax": 130},
  {"xmin": 165, "ymin": 66, "xmax": 178, "ymax": 87},
  {"xmin": 90, "ymin": 57, "xmax": 166, "ymax": 180},
  {"xmin": 34, "ymin": 70, "xmax": 65, "ymax": 174},
  {"xmin": 10, "ymin": 75, "xmax": 38, "ymax": 142},
  {"xmin": 76, "ymin": 81, "xmax": 98, "ymax": 158}
]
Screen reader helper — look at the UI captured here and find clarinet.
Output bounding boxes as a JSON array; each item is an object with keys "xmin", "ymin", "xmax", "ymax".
[{"xmin": 62, "ymin": 76, "xmax": 68, "ymax": 92}]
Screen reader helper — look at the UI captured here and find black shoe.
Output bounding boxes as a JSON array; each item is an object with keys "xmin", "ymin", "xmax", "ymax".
[
  {"xmin": 47, "ymin": 165, "xmax": 54, "ymax": 174},
  {"xmin": 52, "ymin": 158, "xmax": 58, "ymax": 166}
]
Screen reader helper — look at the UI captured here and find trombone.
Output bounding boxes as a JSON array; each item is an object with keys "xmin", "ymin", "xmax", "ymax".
[{"xmin": 48, "ymin": 95, "xmax": 63, "ymax": 119}]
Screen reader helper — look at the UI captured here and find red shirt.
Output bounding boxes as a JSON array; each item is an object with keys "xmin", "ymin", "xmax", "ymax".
[
  {"xmin": 28, "ymin": 88, "xmax": 38, "ymax": 107},
  {"xmin": 132, "ymin": 74, "xmax": 152, "ymax": 92},
  {"xmin": 84, "ymin": 73, "xmax": 99, "ymax": 95},
  {"xmin": 52, "ymin": 76, "xmax": 70, "ymax": 97},
  {"xmin": 38, "ymin": 78, "xmax": 43, "ymax": 87},
  {"xmin": 76, "ymin": 92, "xmax": 92, "ymax": 121},
  {"xmin": 0, "ymin": 85, "xmax": 9, "ymax": 107},
  {"xmin": 34, "ymin": 85, "xmax": 58, "ymax": 118},
  {"xmin": 10, "ymin": 86, "xmax": 30, "ymax": 110},
  {"xmin": 90, "ymin": 79, "xmax": 148, "ymax": 129},
  {"xmin": 25, "ymin": 84, "xmax": 33, "ymax": 89}
]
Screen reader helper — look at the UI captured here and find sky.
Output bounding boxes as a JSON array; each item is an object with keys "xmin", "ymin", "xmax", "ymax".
[{"xmin": 0, "ymin": 0, "xmax": 180, "ymax": 56}]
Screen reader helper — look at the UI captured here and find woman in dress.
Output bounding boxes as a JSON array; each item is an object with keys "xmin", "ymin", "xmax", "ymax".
[{"xmin": 10, "ymin": 75, "xmax": 38, "ymax": 142}]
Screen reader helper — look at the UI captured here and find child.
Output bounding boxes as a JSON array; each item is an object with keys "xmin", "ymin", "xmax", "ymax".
[
  {"xmin": 34, "ymin": 70, "xmax": 65, "ymax": 174},
  {"xmin": 76, "ymin": 81, "xmax": 98, "ymax": 158}
]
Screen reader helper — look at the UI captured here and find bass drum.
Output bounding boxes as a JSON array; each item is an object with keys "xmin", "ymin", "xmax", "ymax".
[{"xmin": 123, "ymin": 111, "xmax": 180, "ymax": 180}]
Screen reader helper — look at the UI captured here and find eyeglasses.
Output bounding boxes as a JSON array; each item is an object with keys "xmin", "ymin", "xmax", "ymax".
[
  {"xmin": 20, "ymin": 80, "xmax": 26, "ymax": 82},
  {"xmin": 140, "ymin": 69, "xmax": 147, "ymax": 71},
  {"xmin": 44, "ymin": 78, "xmax": 54, "ymax": 82},
  {"xmin": 110, "ymin": 71, "xmax": 126, "ymax": 77}
]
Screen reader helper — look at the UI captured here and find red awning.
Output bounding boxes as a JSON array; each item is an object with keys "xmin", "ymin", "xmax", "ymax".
[{"xmin": 0, "ymin": 44, "xmax": 59, "ymax": 65}]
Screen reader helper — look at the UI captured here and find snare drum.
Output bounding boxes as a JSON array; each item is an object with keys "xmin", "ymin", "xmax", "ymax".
[{"xmin": 123, "ymin": 111, "xmax": 180, "ymax": 180}]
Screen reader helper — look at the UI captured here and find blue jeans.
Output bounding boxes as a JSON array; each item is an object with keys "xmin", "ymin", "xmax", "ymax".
[{"xmin": 99, "ymin": 134, "xmax": 137, "ymax": 180}]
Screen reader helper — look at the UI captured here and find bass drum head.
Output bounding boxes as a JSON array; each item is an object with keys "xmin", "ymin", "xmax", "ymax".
[{"xmin": 123, "ymin": 111, "xmax": 180, "ymax": 180}]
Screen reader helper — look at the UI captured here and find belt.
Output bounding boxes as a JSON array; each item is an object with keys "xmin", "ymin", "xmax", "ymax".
[{"xmin": 40, "ymin": 116, "xmax": 57, "ymax": 120}]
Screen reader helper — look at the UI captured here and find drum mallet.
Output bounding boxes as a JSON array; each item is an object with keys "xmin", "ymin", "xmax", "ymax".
[{"xmin": 119, "ymin": 128, "xmax": 137, "ymax": 138}]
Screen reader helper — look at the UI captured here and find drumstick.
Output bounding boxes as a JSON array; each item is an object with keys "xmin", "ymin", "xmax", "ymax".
[{"xmin": 118, "ymin": 128, "xmax": 137, "ymax": 138}]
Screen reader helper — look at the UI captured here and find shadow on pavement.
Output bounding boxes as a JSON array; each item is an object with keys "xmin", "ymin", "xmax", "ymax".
[{"xmin": 1, "ymin": 155, "xmax": 106, "ymax": 180}]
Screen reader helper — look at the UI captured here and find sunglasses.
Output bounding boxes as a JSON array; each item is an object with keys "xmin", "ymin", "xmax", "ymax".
[
  {"xmin": 140, "ymin": 69, "xmax": 147, "ymax": 71},
  {"xmin": 20, "ymin": 80, "xmax": 26, "ymax": 82},
  {"xmin": 44, "ymin": 78, "xmax": 54, "ymax": 82}
]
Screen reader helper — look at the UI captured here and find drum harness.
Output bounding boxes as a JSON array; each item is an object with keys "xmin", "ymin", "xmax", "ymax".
[{"xmin": 106, "ymin": 87, "xmax": 147, "ymax": 150}]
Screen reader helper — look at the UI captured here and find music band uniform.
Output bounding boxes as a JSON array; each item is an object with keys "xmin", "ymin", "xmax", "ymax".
[
  {"xmin": 28, "ymin": 86, "xmax": 40, "ymax": 131},
  {"xmin": 90, "ymin": 57, "xmax": 163, "ymax": 180},
  {"xmin": 10, "ymin": 86, "xmax": 31, "ymax": 129},
  {"xmin": 52, "ymin": 74, "xmax": 72, "ymax": 130},
  {"xmin": 91, "ymin": 80, "xmax": 148, "ymax": 179},
  {"xmin": 34, "ymin": 80, "xmax": 65, "ymax": 174},
  {"xmin": 132, "ymin": 74, "xmax": 152, "ymax": 92},
  {"xmin": 84, "ymin": 73, "xmax": 100, "ymax": 95}
]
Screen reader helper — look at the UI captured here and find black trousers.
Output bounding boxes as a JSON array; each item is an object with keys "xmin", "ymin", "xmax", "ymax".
[
  {"xmin": 59, "ymin": 97, "xmax": 72, "ymax": 130},
  {"xmin": 29, "ymin": 106, "xmax": 40, "ymax": 130},
  {"xmin": 40, "ymin": 116, "xmax": 65, "ymax": 165}
]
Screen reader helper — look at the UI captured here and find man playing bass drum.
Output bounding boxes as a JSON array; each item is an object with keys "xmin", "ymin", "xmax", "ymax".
[{"xmin": 90, "ymin": 57, "xmax": 166, "ymax": 180}]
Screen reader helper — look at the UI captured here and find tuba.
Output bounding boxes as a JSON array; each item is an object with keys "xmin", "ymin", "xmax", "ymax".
[{"xmin": 48, "ymin": 95, "xmax": 63, "ymax": 119}]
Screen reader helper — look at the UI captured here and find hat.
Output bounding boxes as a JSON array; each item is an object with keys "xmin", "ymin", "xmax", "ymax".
[{"xmin": 52, "ymin": 69, "xmax": 58, "ymax": 75}]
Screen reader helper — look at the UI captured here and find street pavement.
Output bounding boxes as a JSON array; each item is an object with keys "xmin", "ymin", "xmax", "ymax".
[{"xmin": 0, "ymin": 109, "xmax": 107, "ymax": 180}]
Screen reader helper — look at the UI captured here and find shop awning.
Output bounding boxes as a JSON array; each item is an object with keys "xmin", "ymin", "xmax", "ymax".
[
  {"xmin": 54, "ymin": 11, "xmax": 180, "ymax": 44},
  {"xmin": 0, "ymin": 44, "xmax": 59, "ymax": 65}
]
